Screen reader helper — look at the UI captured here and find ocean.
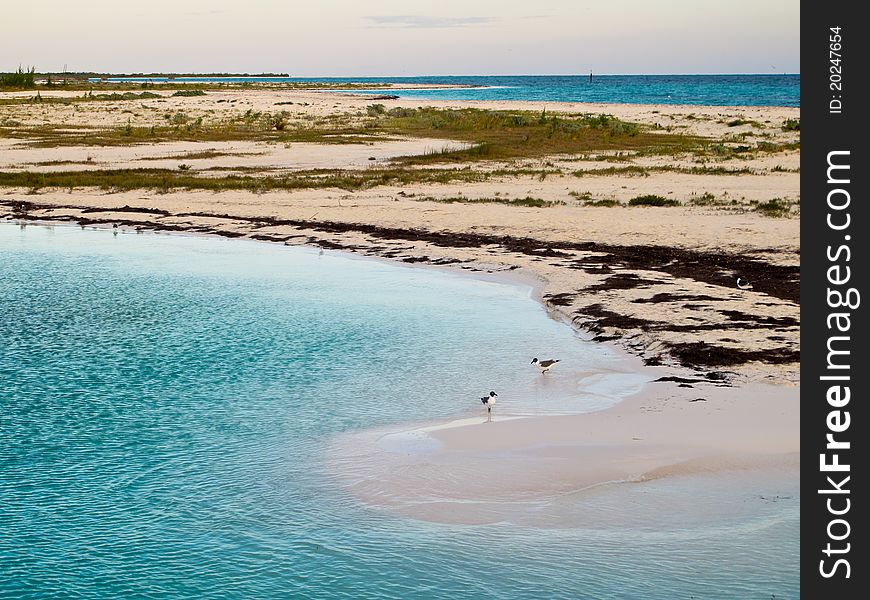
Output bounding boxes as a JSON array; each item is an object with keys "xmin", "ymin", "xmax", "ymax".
[
  {"xmin": 98, "ymin": 74, "xmax": 800, "ymax": 107},
  {"xmin": 0, "ymin": 224, "xmax": 798, "ymax": 598}
]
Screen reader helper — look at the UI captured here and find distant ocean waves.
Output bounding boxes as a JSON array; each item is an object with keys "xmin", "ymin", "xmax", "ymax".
[{"xmin": 98, "ymin": 74, "xmax": 800, "ymax": 106}]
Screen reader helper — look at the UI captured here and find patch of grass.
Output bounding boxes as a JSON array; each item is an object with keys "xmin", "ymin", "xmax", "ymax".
[
  {"xmin": 0, "ymin": 90, "xmax": 162, "ymax": 106},
  {"xmin": 171, "ymin": 89, "xmax": 206, "ymax": 97},
  {"xmin": 381, "ymin": 107, "xmax": 702, "ymax": 163},
  {"xmin": 0, "ymin": 167, "xmax": 490, "ymax": 193},
  {"xmin": 754, "ymin": 198, "xmax": 792, "ymax": 217},
  {"xmin": 726, "ymin": 119, "xmax": 763, "ymax": 128},
  {"xmin": 682, "ymin": 165, "xmax": 754, "ymax": 175},
  {"xmin": 572, "ymin": 164, "xmax": 753, "ymax": 178},
  {"xmin": 756, "ymin": 141, "xmax": 800, "ymax": 152},
  {"xmin": 138, "ymin": 149, "xmax": 246, "ymax": 161},
  {"xmin": 591, "ymin": 152, "xmax": 635, "ymax": 162},
  {"xmin": 628, "ymin": 195, "xmax": 680, "ymax": 207},
  {"xmin": 583, "ymin": 198, "xmax": 621, "ymax": 207},
  {"xmin": 3, "ymin": 116, "xmax": 390, "ymax": 147},
  {"xmin": 781, "ymin": 118, "xmax": 800, "ymax": 132},
  {"xmin": 573, "ymin": 165, "xmax": 649, "ymax": 177},
  {"xmin": 27, "ymin": 159, "xmax": 93, "ymax": 167}
]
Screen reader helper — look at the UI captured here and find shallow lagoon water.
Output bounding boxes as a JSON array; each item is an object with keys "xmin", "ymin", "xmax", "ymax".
[{"xmin": 0, "ymin": 224, "xmax": 797, "ymax": 598}]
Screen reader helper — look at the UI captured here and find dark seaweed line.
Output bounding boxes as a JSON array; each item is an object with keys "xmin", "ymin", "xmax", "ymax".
[{"xmin": 3, "ymin": 199, "xmax": 800, "ymax": 304}]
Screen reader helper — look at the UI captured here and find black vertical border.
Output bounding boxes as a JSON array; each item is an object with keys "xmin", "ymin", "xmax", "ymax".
[{"xmin": 803, "ymin": 2, "xmax": 867, "ymax": 597}]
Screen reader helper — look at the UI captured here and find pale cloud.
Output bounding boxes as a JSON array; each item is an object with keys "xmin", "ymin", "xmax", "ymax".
[{"xmin": 365, "ymin": 15, "xmax": 495, "ymax": 28}]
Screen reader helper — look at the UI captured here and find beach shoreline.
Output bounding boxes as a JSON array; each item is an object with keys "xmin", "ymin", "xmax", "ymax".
[
  {"xmin": 330, "ymin": 373, "xmax": 799, "ymax": 526},
  {"xmin": 1, "ymin": 191, "xmax": 799, "ymax": 383},
  {"xmin": 1, "ymin": 85, "xmax": 800, "ymax": 527}
]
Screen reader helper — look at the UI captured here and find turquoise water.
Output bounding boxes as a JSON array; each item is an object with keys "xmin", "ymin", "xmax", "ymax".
[
  {"xmin": 0, "ymin": 224, "xmax": 798, "ymax": 598},
  {"xmin": 95, "ymin": 75, "xmax": 800, "ymax": 107}
]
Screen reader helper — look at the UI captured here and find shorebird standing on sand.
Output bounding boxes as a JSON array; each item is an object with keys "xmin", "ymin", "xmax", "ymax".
[
  {"xmin": 480, "ymin": 391, "xmax": 498, "ymax": 422},
  {"xmin": 531, "ymin": 358, "xmax": 560, "ymax": 373},
  {"xmin": 736, "ymin": 277, "xmax": 754, "ymax": 290}
]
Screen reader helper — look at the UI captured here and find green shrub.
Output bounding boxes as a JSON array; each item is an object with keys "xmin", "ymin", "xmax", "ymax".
[
  {"xmin": 0, "ymin": 66, "xmax": 36, "ymax": 88},
  {"xmin": 754, "ymin": 198, "xmax": 791, "ymax": 217},
  {"xmin": 584, "ymin": 198, "xmax": 621, "ymax": 207},
  {"xmin": 172, "ymin": 89, "xmax": 206, "ymax": 97},
  {"xmin": 628, "ymin": 195, "xmax": 679, "ymax": 207}
]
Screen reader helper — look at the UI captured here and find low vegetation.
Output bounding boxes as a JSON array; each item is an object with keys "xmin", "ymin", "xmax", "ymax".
[
  {"xmin": 380, "ymin": 107, "xmax": 703, "ymax": 163},
  {"xmin": 726, "ymin": 118, "xmax": 762, "ymax": 128},
  {"xmin": 583, "ymin": 198, "xmax": 621, "ymax": 207},
  {"xmin": 628, "ymin": 195, "xmax": 680, "ymax": 207},
  {"xmin": 0, "ymin": 91, "xmax": 162, "ymax": 105},
  {"xmin": 0, "ymin": 66, "xmax": 36, "ymax": 89},
  {"xmin": 0, "ymin": 167, "xmax": 490, "ymax": 193},
  {"xmin": 753, "ymin": 198, "xmax": 793, "ymax": 217}
]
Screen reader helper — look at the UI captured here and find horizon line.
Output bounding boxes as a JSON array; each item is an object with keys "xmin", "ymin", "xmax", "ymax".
[{"xmin": 67, "ymin": 72, "xmax": 801, "ymax": 78}]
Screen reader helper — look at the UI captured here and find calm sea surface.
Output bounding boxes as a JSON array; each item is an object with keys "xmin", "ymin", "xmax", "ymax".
[
  {"xmin": 0, "ymin": 224, "xmax": 798, "ymax": 598},
  {"xmin": 100, "ymin": 74, "xmax": 800, "ymax": 106}
]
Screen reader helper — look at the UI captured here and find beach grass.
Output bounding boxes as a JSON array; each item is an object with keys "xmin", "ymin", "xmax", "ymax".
[
  {"xmin": 2, "ymin": 122, "xmax": 388, "ymax": 147},
  {"xmin": 0, "ymin": 91, "xmax": 164, "ymax": 106},
  {"xmin": 380, "ymin": 107, "xmax": 703, "ymax": 162},
  {"xmin": 571, "ymin": 164, "xmax": 755, "ymax": 178},
  {"xmin": 628, "ymin": 194, "xmax": 680, "ymax": 207},
  {"xmin": 753, "ymin": 198, "xmax": 793, "ymax": 217},
  {"xmin": 0, "ymin": 167, "xmax": 490, "ymax": 193},
  {"xmin": 583, "ymin": 198, "xmax": 622, "ymax": 207},
  {"xmin": 1, "ymin": 105, "xmax": 710, "ymax": 161}
]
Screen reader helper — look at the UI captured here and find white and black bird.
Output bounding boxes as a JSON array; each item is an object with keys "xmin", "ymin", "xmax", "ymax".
[
  {"xmin": 480, "ymin": 391, "xmax": 498, "ymax": 422},
  {"xmin": 736, "ymin": 277, "xmax": 754, "ymax": 290},
  {"xmin": 531, "ymin": 357, "xmax": 560, "ymax": 373}
]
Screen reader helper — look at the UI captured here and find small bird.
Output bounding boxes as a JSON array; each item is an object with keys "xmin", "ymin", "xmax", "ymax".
[
  {"xmin": 736, "ymin": 277, "xmax": 753, "ymax": 290},
  {"xmin": 531, "ymin": 358, "xmax": 560, "ymax": 373},
  {"xmin": 480, "ymin": 391, "xmax": 498, "ymax": 422}
]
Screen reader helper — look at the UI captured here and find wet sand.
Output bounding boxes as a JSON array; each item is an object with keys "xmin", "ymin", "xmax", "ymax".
[{"xmin": 330, "ymin": 374, "xmax": 798, "ymax": 525}]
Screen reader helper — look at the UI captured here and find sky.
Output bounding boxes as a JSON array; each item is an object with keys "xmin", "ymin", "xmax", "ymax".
[{"xmin": 1, "ymin": 0, "xmax": 799, "ymax": 75}]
